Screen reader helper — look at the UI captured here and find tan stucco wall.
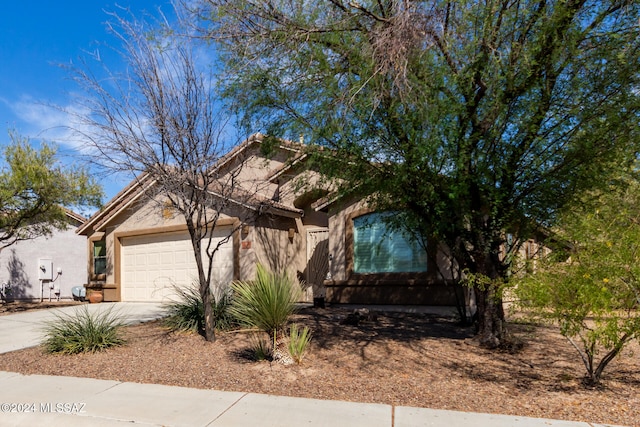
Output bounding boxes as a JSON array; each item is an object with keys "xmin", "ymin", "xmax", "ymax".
[
  {"xmin": 113, "ymin": 197, "xmax": 189, "ymax": 232},
  {"xmin": 82, "ymin": 140, "xmax": 334, "ymax": 302},
  {"xmin": 225, "ymin": 145, "xmax": 300, "ymax": 202},
  {"xmin": 85, "ymin": 192, "xmax": 316, "ymax": 301},
  {"xmin": 232, "ymin": 214, "xmax": 328, "ymax": 303},
  {"xmin": 277, "ymin": 169, "xmax": 325, "ymax": 206},
  {"xmin": 248, "ymin": 216, "xmax": 312, "ymax": 298}
]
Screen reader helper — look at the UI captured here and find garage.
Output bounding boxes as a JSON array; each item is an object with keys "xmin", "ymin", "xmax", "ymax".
[{"xmin": 120, "ymin": 228, "xmax": 234, "ymax": 302}]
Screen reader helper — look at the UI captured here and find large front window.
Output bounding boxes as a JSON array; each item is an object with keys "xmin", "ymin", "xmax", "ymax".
[{"xmin": 353, "ymin": 212, "xmax": 427, "ymax": 274}]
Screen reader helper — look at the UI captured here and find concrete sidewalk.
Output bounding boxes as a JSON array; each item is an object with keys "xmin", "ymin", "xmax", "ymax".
[
  {"xmin": 0, "ymin": 303, "xmax": 626, "ymax": 427},
  {"xmin": 0, "ymin": 372, "xmax": 622, "ymax": 427}
]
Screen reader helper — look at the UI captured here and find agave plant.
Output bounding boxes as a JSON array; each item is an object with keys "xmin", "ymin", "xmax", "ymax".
[{"xmin": 229, "ymin": 264, "xmax": 302, "ymax": 358}]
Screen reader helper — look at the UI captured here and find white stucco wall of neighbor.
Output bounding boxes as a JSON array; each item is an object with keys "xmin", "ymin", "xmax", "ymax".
[{"xmin": 0, "ymin": 226, "xmax": 87, "ymax": 301}]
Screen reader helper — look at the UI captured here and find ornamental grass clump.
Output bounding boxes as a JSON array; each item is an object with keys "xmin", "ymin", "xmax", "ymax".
[
  {"xmin": 248, "ymin": 333, "xmax": 271, "ymax": 361},
  {"xmin": 163, "ymin": 281, "xmax": 235, "ymax": 334},
  {"xmin": 229, "ymin": 264, "xmax": 302, "ymax": 361},
  {"xmin": 163, "ymin": 284, "xmax": 203, "ymax": 333},
  {"xmin": 42, "ymin": 305, "xmax": 126, "ymax": 354}
]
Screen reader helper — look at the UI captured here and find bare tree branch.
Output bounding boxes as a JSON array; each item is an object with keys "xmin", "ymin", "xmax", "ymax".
[{"xmin": 68, "ymin": 7, "xmax": 271, "ymax": 341}]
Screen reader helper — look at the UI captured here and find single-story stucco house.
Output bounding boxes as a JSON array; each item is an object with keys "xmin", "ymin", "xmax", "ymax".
[
  {"xmin": 0, "ymin": 209, "xmax": 88, "ymax": 301},
  {"xmin": 77, "ymin": 134, "xmax": 461, "ymax": 306}
]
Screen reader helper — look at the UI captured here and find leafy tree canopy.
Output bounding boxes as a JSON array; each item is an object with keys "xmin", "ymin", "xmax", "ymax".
[
  {"xmin": 0, "ymin": 132, "xmax": 103, "ymax": 250},
  {"xmin": 515, "ymin": 171, "xmax": 640, "ymax": 384},
  {"xmin": 190, "ymin": 0, "xmax": 640, "ymax": 346}
]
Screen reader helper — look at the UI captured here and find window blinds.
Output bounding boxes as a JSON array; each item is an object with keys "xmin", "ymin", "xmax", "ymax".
[{"xmin": 353, "ymin": 213, "xmax": 427, "ymax": 273}]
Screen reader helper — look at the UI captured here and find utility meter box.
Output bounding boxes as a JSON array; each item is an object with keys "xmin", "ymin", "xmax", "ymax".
[{"xmin": 38, "ymin": 258, "xmax": 53, "ymax": 281}]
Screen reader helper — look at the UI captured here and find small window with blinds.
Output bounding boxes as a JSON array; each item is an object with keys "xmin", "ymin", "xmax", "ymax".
[
  {"xmin": 352, "ymin": 212, "xmax": 427, "ymax": 274},
  {"xmin": 93, "ymin": 239, "xmax": 107, "ymax": 276}
]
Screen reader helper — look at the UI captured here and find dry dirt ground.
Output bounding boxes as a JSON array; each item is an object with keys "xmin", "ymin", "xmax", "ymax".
[
  {"xmin": 0, "ymin": 301, "xmax": 83, "ymax": 315},
  {"xmin": 0, "ymin": 303, "xmax": 639, "ymax": 426}
]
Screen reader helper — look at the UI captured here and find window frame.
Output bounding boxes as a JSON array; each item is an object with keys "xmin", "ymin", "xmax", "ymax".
[
  {"xmin": 346, "ymin": 210, "xmax": 429, "ymax": 278},
  {"xmin": 91, "ymin": 238, "xmax": 107, "ymax": 279}
]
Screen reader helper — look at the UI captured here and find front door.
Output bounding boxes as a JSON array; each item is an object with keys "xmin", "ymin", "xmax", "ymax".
[{"xmin": 306, "ymin": 229, "xmax": 329, "ymax": 300}]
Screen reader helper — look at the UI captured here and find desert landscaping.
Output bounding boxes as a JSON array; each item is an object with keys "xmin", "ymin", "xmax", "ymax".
[{"xmin": 0, "ymin": 303, "xmax": 638, "ymax": 427}]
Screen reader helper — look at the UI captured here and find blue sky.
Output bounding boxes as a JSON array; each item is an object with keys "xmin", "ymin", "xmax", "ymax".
[{"xmin": 0, "ymin": 1, "xmax": 173, "ymax": 204}]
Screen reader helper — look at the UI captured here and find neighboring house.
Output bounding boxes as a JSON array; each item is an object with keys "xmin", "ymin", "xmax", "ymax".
[
  {"xmin": 77, "ymin": 134, "xmax": 461, "ymax": 306},
  {"xmin": 0, "ymin": 210, "xmax": 88, "ymax": 301}
]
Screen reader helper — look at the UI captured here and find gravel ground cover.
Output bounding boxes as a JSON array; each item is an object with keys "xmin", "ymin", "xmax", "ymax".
[{"xmin": 0, "ymin": 304, "xmax": 638, "ymax": 426}]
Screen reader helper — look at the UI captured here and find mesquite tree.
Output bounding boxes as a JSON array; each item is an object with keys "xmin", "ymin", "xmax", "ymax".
[{"xmin": 185, "ymin": 0, "xmax": 640, "ymax": 347}]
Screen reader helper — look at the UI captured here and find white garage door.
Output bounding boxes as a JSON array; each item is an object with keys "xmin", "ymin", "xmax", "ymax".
[{"xmin": 120, "ymin": 228, "xmax": 234, "ymax": 302}]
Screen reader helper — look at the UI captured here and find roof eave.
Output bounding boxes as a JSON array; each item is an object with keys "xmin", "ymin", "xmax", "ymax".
[{"xmin": 76, "ymin": 173, "xmax": 153, "ymax": 235}]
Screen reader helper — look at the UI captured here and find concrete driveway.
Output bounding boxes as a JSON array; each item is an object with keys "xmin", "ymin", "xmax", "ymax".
[{"xmin": 0, "ymin": 302, "xmax": 165, "ymax": 354}]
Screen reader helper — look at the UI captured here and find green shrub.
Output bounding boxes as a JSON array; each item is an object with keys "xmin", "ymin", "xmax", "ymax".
[
  {"xmin": 229, "ymin": 264, "xmax": 302, "ymax": 356},
  {"xmin": 210, "ymin": 291, "xmax": 235, "ymax": 331},
  {"xmin": 287, "ymin": 323, "xmax": 312, "ymax": 364},
  {"xmin": 163, "ymin": 282, "xmax": 235, "ymax": 334},
  {"xmin": 164, "ymin": 284, "xmax": 203, "ymax": 333},
  {"xmin": 42, "ymin": 306, "xmax": 126, "ymax": 354}
]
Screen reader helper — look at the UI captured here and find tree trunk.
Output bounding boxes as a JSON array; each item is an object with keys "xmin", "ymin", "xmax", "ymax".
[
  {"xmin": 474, "ymin": 284, "xmax": 504, "ymax": 348},
  {"xmin": 188, "ymin": 220, "xmax": 217, "ymax": 342},
  {"xmin": 591, "ymin": 334, "xmax": 631, "ymax": 384},
  {"xmin": 202, "ymin": 287, "xmax": 216, "ymax": 342},
  {"xmin": 471, "ymin": 248, "xmax": 506, "ymax": 348}
]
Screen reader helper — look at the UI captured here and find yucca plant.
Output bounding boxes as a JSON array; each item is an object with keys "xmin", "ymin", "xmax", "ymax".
[
  {"xmin": 42, "ymin": 305, "xmax": 126, "ymax": 354},
  {"xmin": 164, "ymin": 282, "xmax": 235, "ymax": 334},
  {"xmin": 287, "ymin": 323, "xmax": 312, "ymax": 364},
  {"xmin": 229, "ymin": 264, "xmax": 302, "ymax": 357}
]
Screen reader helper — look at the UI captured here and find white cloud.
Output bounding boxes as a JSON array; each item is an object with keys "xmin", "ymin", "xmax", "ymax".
[{"xmin": 3, "ymin": 95, "xmax": 91, "ymax": 151}]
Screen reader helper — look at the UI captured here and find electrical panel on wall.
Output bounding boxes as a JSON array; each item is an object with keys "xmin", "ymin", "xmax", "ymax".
[{"xmin": 38, "ymin": 258, "xmax": 53, "ymax": 281}]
